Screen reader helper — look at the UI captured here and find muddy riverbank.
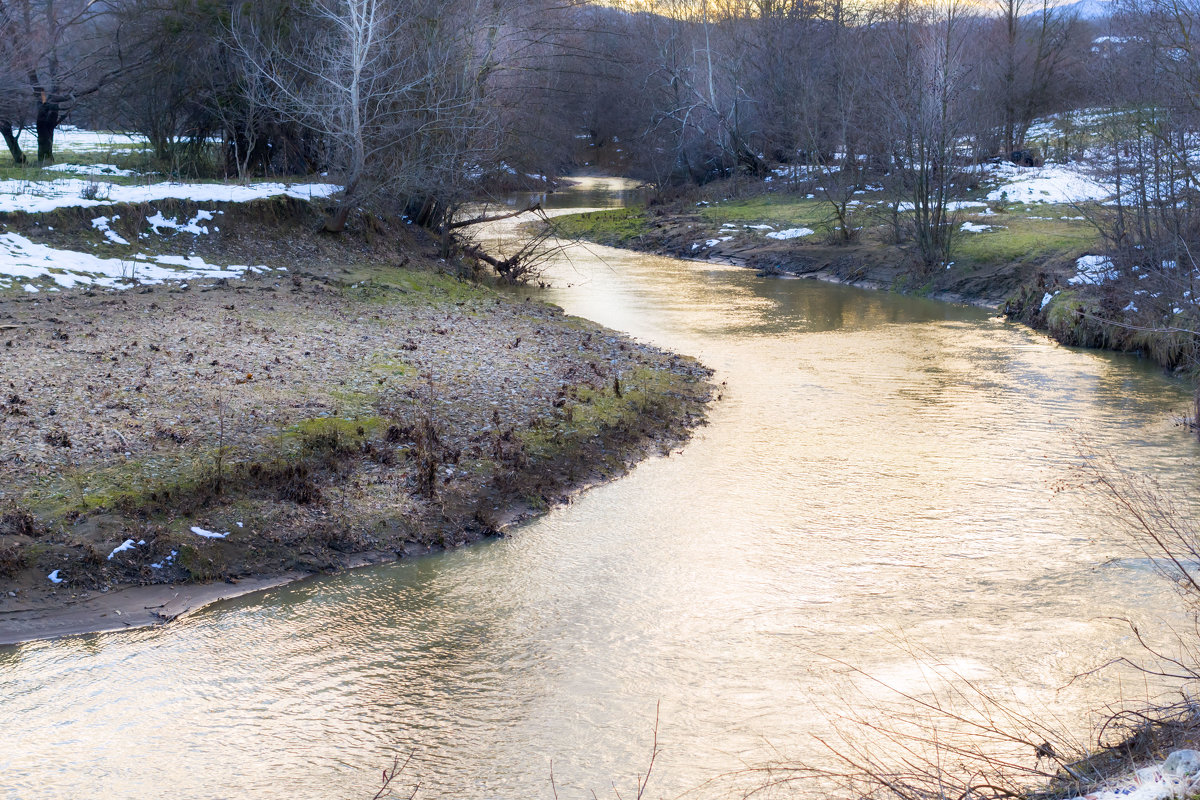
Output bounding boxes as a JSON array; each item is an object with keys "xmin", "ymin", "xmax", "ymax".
[{"xmin": 0, "ymin": 203, "xmax": 712, "ymax": 644}]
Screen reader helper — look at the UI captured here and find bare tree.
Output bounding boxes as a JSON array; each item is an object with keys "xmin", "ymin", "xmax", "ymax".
[
  {"xmin": 975, "ymin": 0, "xmax": 1080, "ymax": 158},
  {"xmin": 875, "ymin": 0, "xmax": 974, "ymax": 271},
  {"xmin": 232, "ymin": 0, "xmax": 578, "ymax": 240},
  {"xmin": 0, "ymin": 0, "xmax": 146, "ymax": 164}
]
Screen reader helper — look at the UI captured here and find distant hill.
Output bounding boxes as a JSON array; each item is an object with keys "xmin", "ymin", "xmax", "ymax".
[{"xmin": 1053, "ymin": 0, "xmax": 1114, "ymax": 19}]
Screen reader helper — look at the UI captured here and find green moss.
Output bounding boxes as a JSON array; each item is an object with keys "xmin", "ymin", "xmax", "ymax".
[
  {"xmin": 519, "ymin": 365, "xmax": 694, "ymax": 461},
  {"xmin": 286, "ymin": 415, "xmax": 386, "ymax": 454},
  {"xmin": 1044, "ymin": 289, "xmax": 1087, "ymax": 333},
  {"xmin": 369, "ymin": 356, "xmax": 414, "ymax": 377},
  {"xmin": 551, "ymin": 207, "xmax": 649, "ymax": 246},
  {"xmin": 953, "ymin": 212, "xmax": 1100, "ymax": 267},
  {"xmin": 174, "ymin": 543, "xmax": 226, "ymax": 582},
  {"xmin": 342, "ymin": 264, "xmax": 489, "ymax": 304},
  {"xmin": 698, "ymin": 194, "xmax": 831, "ymax": 230}
]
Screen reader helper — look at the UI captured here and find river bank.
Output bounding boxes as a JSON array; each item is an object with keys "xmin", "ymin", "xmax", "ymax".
[
  {"xmin": 0, "ymin": 199, "xmax": 712, "ymax": 645},
  {"xmin": 551, "ymin": 204, "xmax": 1027, "ymax": 309},
  {"xmin": 549, "ymin": 179, "xmax": 1200, "ymax": 376}
]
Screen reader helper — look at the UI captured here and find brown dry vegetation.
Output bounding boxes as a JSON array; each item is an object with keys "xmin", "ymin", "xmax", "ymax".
[{"xmin": 0, "ymin": 201, "xmax": 712, "ymax": 614}]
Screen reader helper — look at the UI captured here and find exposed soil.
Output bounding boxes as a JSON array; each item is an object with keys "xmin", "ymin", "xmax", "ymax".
[{"xmin": 0, "ymin": 201, "xmax": 713, "ymax": 644}]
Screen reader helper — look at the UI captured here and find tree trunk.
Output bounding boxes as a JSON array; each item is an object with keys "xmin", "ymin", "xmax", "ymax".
[
  {"xmin": 35, "ymin": 98, "xmax": 59, "ymax": 164},
  {"xmin": 0, "ymin": 123, "xmax": 25, "ymax": 165}
]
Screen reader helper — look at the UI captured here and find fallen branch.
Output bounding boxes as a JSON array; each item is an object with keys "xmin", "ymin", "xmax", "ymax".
[{"xmin": 447, "ymin": 203, "xmax": 542, "ymax": 231}]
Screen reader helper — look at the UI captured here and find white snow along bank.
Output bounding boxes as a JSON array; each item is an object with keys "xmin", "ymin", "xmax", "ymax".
[
  {"xmin": 0, "ymin": 179, "xmax": 338, "ymax": 215},
  {"xmin": 0, "ymin": 232, "xmax": 270, "ymax": 290},
  {"xmin": 1068, "ymin": 749, "xmax": 1200, "ymax": 800},
  {"xmin": 766, "ymin": 227, "xmax": 815, "ymax": 240}
]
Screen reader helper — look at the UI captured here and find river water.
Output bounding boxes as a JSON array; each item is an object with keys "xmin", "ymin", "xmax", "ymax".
[{"xmin": 3, "ymin": 178, "xmax": 1199, "ymax": 800}]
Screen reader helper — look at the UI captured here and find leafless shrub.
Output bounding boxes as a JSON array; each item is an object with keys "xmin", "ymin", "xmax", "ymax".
[
  {"xmin": 729, "ymin": 446, "xmax": 1200, "ymax": 800},
  {"xmin": 409, "ymin": 412, "xmax": 442, "ymax": 498},
  {"xmin": 277, "ymin": 463, "xmax": 322, "ymax": 505},
  {"xmin": 456, "ymin": 205, "xmax": 564, "ymax": 284},
  {"xmin": 0, "ymin": 500, "xmax": 41, "ymax": 538},
  {"xmin": 0, "ymin": 543, "xmax": 28, "ymax": 578},
  {"xmin": 1073, "ymin": 451, "xmax": 1197, "ymax": 590},
  {"xmin": 313, "ymin": 522, "xmax": 365, "ymax": 553},
  {"xmin": 722, "ymin": 642, "xmax": 1093, "ymax": 800},
  {"xmin": 79, "ymin": 181, "xmax": 109, "ymax": 202}
]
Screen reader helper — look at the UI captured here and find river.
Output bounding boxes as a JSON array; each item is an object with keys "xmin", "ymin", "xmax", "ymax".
[{"xmin": 2, "ymin": 177, "xmax": 1198, "ymax": 800}]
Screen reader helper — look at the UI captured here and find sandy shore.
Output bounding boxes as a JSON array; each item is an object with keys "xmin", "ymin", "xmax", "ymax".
[{"xmin": 0, "ymin": 572, "xmax": 307, "ymax": 646}]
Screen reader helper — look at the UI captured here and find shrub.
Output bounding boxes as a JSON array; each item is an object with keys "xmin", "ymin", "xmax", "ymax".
[
  {"xmin": 0, "ymin": 500, "xmax": 41, "ymax": 538},
  {"xmin": 0, "ymin": 544, "xmax": 27, "ymax": 578}
]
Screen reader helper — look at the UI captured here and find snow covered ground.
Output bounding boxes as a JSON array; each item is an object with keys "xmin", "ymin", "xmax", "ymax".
[
  {"xmin": 1070, "ymin": 254, "xmax": 1118, "ymax": 285},
  {"xmin": 1068, "ymin": 749, "xmax": 1200, "ymax": 800},
  {"xmin": 767, "ymin": 227, "xmax": 815, "ymax": 240},
  {"xmin": 0, "ymin": 179, "xmax": 338, "ymax": 214},
  {"xmin": 0, "ymin": 231, "xmax": 272, "ymax": 291},
  {"xmin": 984, "ymin": 161, "xmax": 1113, "ymax": 205},
  {"xmin": 43, "ymin": 163, "xmax": 139, "ymax": 177},
  {"xmin": 0, "ymin": 127, "xmax": 341, "ymax": 290},
  {"xmin": 48, "ymin": 125, "xmax": 148, "ymax": 153}
]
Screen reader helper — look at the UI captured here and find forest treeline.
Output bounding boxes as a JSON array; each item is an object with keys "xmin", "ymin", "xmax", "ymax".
[{"xmin": 0, "ymin": 0, "xmax": 1197, "ymax": 272}]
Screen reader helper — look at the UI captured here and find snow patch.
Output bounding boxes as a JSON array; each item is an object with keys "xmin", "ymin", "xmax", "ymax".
[
  {"xmin": 766, "ymin": 227, "xmax": 814, "ymax": 240},
  {"xmin": 45, "ymin": 163, "xmax": 137, "ymax": 177},
  {"xmin": 1068, "ymin": 749, "xmax": 1200, "ymax": 800},
  {"xmin": 91, "ymin": 215, "xmax": 130, "ymax": 245},
  {"xmin": 960, "ymin": 222, "xmax": 996, "ymax": 233},
  {"xmin": 1070, "ymin": 254, "xmax": 1119, "ymax": 285},
  {"xmin": 0, "ymin": 180, "xmax": 338, "ymax": 214},
  {"xmin": 147, "ymin": 210, "xmax": 216, "ymax": 236},
  {"xmin": 0, "ymin": 232, "xmax": 267, "ymax": 290},
  {"xmin": 107, "ymin": 539, "xmax": 137, "ymax": 560},
  {"xmin": 985, "ymin": 162, "xmax": 1112, "ymax": 204},
  {"xmin": 190, "ymin": 526, "xmax": 229, "ymax": 539},
  {"xmin": 49, "ymin": 126, "xmax": 148, "ymax": 153}
]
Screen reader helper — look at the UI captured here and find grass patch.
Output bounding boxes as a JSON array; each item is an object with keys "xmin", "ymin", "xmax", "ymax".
[
  {"xmin": 550, "ymin": 206, "xmax": 649, "ymax": 246},
  {"xmin": 341, "ymin": 264, "xmax": 488, "ymax": 304},
  {"xmin": 286, "ymin": 415, "xmax": 386, "ymax": 454},
  {"xmin": 520, "ymin": 365, "xmax": 696, "ymax": 462},
  {"xmin": 952, "ymin": 210, "xmax": 1100, "ymax": 267},
  {"xmin": 697, "ymin": 194, "xmax": 832, "ymax": 230}
]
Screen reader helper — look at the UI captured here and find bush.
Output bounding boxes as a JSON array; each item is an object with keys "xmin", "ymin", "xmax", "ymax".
[
  {"xmin": 0, "ymin": 500, "xmax": 41, "ymax": 538},
  {"xmin": 0, "ymin": 544, "xmax": 27, "ymax": 578}
]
